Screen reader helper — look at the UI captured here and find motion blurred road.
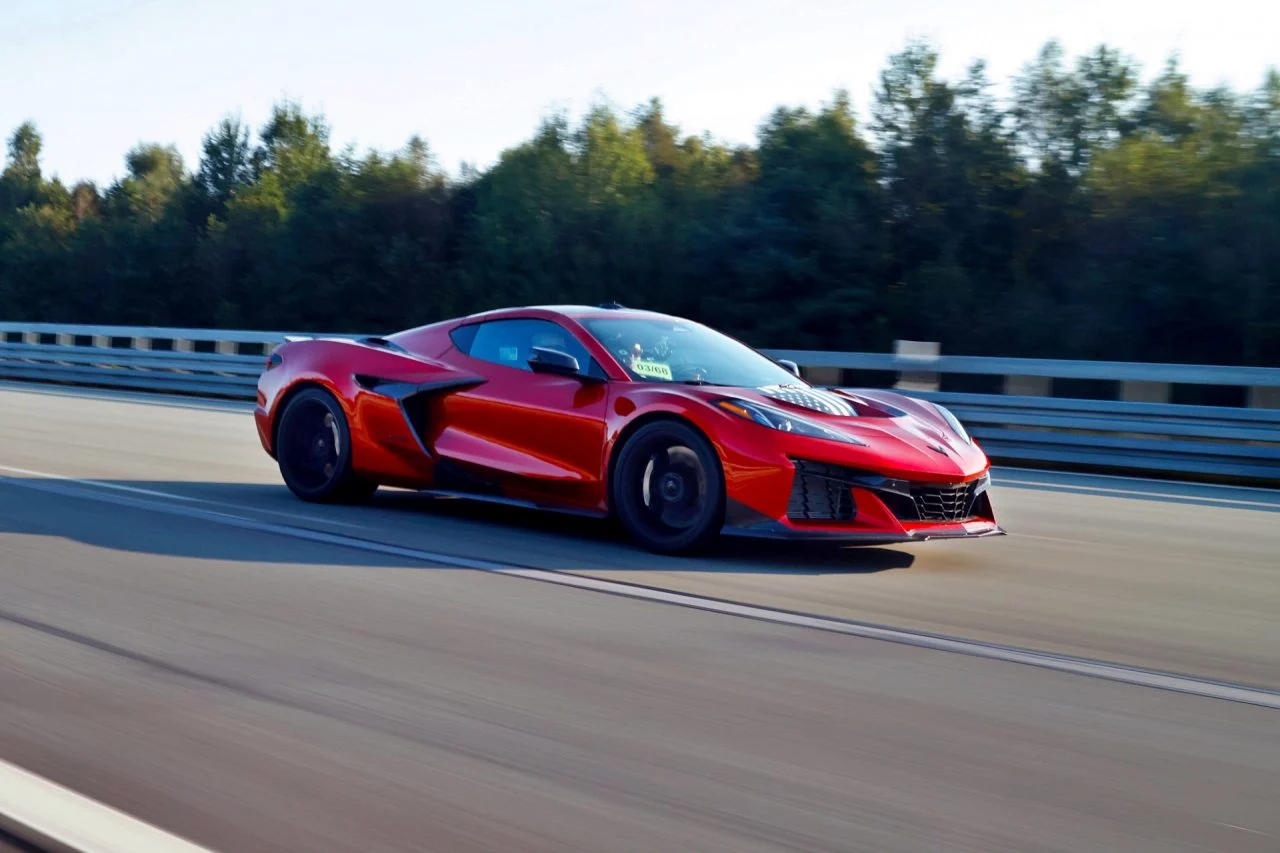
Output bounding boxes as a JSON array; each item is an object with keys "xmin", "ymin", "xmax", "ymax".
[{"xmin": 1, "ymin": 383, "xmax": 1278, "ymax": 852}]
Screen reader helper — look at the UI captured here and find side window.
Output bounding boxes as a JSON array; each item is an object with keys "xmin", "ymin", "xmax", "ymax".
[
  {"xmin": 464, "ymin": 319, "xmax": 604, "ymax": 377},
  {"xmin": 449, "ymin": 323, "xmax": 479, "ymax": 354}
]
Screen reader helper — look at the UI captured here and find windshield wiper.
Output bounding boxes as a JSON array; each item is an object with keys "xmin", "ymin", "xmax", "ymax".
[{"xmin": 677, "ymin": 379, "xmax": 734, "ymax": 386}]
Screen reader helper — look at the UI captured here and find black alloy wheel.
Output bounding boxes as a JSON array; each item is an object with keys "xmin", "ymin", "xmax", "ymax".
[
  {"xmin": 276, "ymin": 387, "xmax": 377, "ymax": 503},
  {"xmin": 612, "ymin": 420, "xmax": 725, "ymax": 554}
]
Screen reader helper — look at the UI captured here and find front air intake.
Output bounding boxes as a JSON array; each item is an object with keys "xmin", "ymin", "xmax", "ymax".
[
  {"xmin": 786, "ymin": 459, "xmax": 986, "ymax": 524},
  {"xmin": 909, "ymin": 482, "xmax": 979, "ymax": 522},
  {"xmin": 786, "ymin": 460, "xmax": 857, "ymax": 522}
]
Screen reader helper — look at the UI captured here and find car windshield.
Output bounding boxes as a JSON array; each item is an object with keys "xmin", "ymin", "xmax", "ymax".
[{"xmin": 580, "ymin": 316, "xmax": 808, "ymax": 388}]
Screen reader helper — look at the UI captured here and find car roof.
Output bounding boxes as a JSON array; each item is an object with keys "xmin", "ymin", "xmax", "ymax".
[
  {"xmin": 459, "ymin": 304, "xmax": 686, "ymax": 324},
  {"xmin": 387, "ymin": 304, "xmax": 697, "ymax": 347}
]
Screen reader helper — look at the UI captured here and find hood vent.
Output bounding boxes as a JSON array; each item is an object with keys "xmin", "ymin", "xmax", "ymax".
[{"xmin": 757, "ymin": 385, "xmax": 857, "ymax": 417}]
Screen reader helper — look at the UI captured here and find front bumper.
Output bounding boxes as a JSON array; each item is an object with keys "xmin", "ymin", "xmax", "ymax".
[
  {"xmin": 720, "ymin": 455, "xmax": 1004, "ymax": 544},
  {"xmin": 253, "ymin": 403, "xmax": 276, "ymax": 458}
]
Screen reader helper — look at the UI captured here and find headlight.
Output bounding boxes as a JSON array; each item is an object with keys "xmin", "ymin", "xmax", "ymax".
[
  {"xmin": 716, "ymin": 398, "xmax": 867, "ymax": 446},
  {"xmin": 931, "ymin": 403, "xmax": 972, "ymax": 445}
]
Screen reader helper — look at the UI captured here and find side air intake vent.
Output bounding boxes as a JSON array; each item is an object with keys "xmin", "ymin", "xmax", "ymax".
[{"xmin": 357, "ymin": 336, "xmax": 409, "ymax": 353}]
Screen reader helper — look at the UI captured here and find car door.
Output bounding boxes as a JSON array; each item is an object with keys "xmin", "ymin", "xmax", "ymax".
[{"xmin": 432, "ymin": 318, "xmax": 611, "ymax": 511}]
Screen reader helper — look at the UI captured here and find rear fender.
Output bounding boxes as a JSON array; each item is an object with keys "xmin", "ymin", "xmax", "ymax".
[{"xmin": 260, "ymin": 338, "xmax": 485, "ymax": 484}]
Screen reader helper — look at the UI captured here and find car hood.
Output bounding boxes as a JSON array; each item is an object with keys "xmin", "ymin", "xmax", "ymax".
[{"xmin": 710, "ymin": 382, "xmax": 987, "ymax": 480}]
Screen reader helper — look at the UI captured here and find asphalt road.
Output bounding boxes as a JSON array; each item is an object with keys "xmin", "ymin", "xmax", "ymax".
[
  {"xmin": 0, "ymin": 830, "xmax": 41, "ymax": 853},
  {"xmin": 1, "ymin": 383, "xmax": 1278, "ymax": 852}
]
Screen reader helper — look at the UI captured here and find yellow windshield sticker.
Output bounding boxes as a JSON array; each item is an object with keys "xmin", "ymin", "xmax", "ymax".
[{"xmin": 631, "ymin": 359, "xmax": 674, "ymax": 381}]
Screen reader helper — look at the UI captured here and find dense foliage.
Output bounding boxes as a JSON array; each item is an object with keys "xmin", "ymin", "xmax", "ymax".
[{"xmin": 2, "ymin": 43, "xmax": 1278, "ymax": 365}]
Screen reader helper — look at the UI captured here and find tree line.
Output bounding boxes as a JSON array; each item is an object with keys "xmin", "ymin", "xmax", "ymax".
[{"xmin": 2, "ymin": 42, "xmax": 1278, "ymax": 366}]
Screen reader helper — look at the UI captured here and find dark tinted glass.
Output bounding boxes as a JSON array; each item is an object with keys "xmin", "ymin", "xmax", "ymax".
[
  {"xmin": 449, "ymin": 323, "xmax": 479, "ymax": 353},
  {"xmin": 466, "ymin": 319, "xmax": 602, "ymax": 377},
  {"xmin": 580, "ymin": 317, "xmax": 806, "ymax": 388}
]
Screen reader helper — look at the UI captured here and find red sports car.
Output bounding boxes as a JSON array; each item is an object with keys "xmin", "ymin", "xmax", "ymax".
[{"xmin": 254, "ymin": 304, "xmax": 1004, "ymax": 553}]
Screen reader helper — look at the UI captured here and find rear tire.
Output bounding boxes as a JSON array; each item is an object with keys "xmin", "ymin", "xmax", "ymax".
[
  {"xmin": 611, "ymin": 420, "xmax": 725, "ymax": 554},
  {"xmin": 275, "ymin": 387, "xmax": 378, "ymax": 503}
]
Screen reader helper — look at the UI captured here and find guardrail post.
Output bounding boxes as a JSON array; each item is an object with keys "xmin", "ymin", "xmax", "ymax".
[
  {"xmin": 216, "ymin": 341, "xmax": 238, "ymax": 356},
  {"xmin": 1004, "ymin": 376, "xmax": 1051, "ymax": 396},
  {"xmin": 132, "ymin": 336, "xmax": 151, "ymax": 351},
  {"xmin": 894, "ymin": 340, "xmax": 940, "ymax": 392},
  {"xmin": 1120, "ymin": 380, "xmax": 1171, "ymax": 403},
  {"xmin": 804, "ymin": 367, "xmax": 842, "ymax": 385},
  {"xmin": 1248, "ymin": 387, "xmax": 1280, "ymax": 409}
]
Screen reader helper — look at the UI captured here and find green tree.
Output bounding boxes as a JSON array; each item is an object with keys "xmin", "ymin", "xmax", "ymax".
[
  {"xmin": 873, "ymin": 44, "xmax": 1026, "ymax": 351},
  {"xmin": 700, "ymin": 91, "xmax": 885, "ymax": 348},
  {"xmin": 1013, "ymin": 42, "xmax": 1137, "ymax": 173},
  {"xmin": 0, "ymin": 48, "xmax": 1276, "ymax": 368},
  {"xmin": 1, "ymin": 121, "xmax": 45, "ymax": 216},
  {"xmin": 108, "ymin": 142, "xmax": 186, "ymax": 222},
  {"xmin": 197, "ymin": 116, "xmax": 254, "ymax": 211}
]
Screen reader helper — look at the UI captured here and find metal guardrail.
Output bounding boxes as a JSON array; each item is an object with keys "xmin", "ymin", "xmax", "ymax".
[
  {"xmin": 3, "ymin": 323, "xmax": 1279, "ymax": 482},
  {"xmin": 765, "ymin": 348, "xmax": 1280, "ymax": 388}
]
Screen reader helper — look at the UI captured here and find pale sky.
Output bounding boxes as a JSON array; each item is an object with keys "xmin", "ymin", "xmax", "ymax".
[{"xmin": 2, "ymin": 0, "xmax": 1276, "ymax": 185}]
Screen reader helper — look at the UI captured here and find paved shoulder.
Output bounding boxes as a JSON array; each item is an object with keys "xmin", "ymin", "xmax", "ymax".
[
  {"xmin": 0, "ymin": 385, "xmax": 1278, "ymax": 687},
  {"xmin": 2, "ymin": 481, "xmax": 1279, "ymax": 852}
]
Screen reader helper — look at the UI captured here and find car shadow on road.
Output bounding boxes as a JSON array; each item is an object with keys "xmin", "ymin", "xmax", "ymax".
[
  {"xmin": 371, "ymin": 488, "xmax": 918, "ymax": 574},
  {"xmin": 0, "ymin": 477, "xmax": 915, "ymax": 576}
]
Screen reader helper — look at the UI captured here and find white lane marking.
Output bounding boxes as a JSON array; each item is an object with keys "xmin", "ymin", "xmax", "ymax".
[
  {"xmin": 993, "ymin": 466, "xmax": 1280, "ymax": 498},
  {"xmin": 0, "ymin": 381, "xmax": 254, "ymax": 414},
  {"xmin": 1214, "ymin": 822, "xmax": 1270, "ymax": 836},
  {"xmin": 1002, "ymin": 533, "xmax": 1124, "ymax": 550},
  {"xmin": 994, "ymin": 478, "xmax": 1280, "ymax": 511},
  {"xmin": 1010, "ymin": 533, "xmax": 1157, "ymax": 554},
  {"xmin": 0, "ymin": 464, "xmax": 366, "ymax": 530},
  {"xmin": 4, "ymin": 463, "xmax": 1279, "ymax": 712},
  {"xmin": 0, "ymin": 757, "xmax": 217, "ymax": 852}
]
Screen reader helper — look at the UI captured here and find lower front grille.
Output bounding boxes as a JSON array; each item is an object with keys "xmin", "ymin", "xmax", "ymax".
[
  {"xmin": 787, "ymin": 461, "xmax": 856, "ymax": 522},
  {"xmin": 909, "ymin": 482, "xmax": 978, "ymax": 522},
  {"xmin": 785, "ymin": 459, "xmax": 987, "ymax": 525}
]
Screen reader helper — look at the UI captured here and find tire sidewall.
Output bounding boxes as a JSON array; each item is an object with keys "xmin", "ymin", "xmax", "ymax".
[
  {"xmin": 276, "ymin": 387, "xmax": 356, "ymax": 502},
  {"xmin": 612, "ymin": 420, "xmax": 725, "ymax": 554}
]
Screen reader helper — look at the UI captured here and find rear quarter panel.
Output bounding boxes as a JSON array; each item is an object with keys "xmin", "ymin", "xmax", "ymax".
[{"xmin": 256, "ymin": 338, "xmax": 479, "ymax": 488}]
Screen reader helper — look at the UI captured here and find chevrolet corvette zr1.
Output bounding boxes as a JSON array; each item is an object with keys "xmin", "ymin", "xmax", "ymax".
[{"xmin": 254, "ymin": 304, "xmax": 1004, "ymax": 553}]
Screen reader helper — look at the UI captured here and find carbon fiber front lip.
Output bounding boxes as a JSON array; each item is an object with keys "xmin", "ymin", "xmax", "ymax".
[
  {"xmin": 904, "ymin": 524, "xmax": 1006, "ymax": 540},
  {"xmin": 720, "ymin": 520, "xmax": 1006, "ymax": 543}
]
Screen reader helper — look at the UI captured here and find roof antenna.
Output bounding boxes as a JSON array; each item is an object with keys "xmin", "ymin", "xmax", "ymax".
[{"xmin": 598, "ymin": 301, "xmax": 626, "ymax": 310}]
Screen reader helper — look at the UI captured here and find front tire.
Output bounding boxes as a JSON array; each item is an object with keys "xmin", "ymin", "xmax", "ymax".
[
  {"xmin": 275, "ymin": 387, "xmax": 377, "ymax": 503},
  {"xmin": 611, "ymin": 420, "xmax": 725, "ymax": 554}
]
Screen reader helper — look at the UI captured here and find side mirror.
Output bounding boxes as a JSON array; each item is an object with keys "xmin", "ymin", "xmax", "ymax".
[
  {"xmin": 528, "ymin": 346, "xmax": 583, "ymax": 377},
  {"xmin": 777, "ymin": 358, "xmax": 802, "ymax": 378}
]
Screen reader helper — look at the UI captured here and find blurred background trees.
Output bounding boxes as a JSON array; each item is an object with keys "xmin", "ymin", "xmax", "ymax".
[{"xmin": 1, "ymin": 42, "xmax": 1277, "ymax": 365}]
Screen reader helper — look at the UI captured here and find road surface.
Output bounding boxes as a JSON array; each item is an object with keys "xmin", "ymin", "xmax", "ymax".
[{"xmin": 1, "ymin": 383, "xmax": 1277, "ymax": 852}]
